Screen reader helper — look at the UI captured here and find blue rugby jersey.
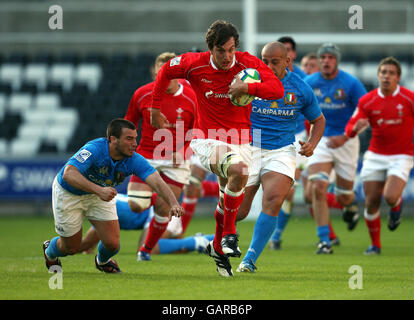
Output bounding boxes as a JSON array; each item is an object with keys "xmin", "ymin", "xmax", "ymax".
[
  {"xmin": 292, "ymin": 66, "xmax": 307, "ymax": 134},
  {"xmin": 304, "ymin": 69, "xmax": 366, "ymax": 137},
  {"xmin": 250, "ymin": 71, "xmax": 322, "ymax": 150},
  {"xmin": 57, "ymin": 138, "xmax": 156, "ymax": 195}
]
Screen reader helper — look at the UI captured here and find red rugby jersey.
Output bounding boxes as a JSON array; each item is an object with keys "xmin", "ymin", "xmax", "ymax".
[
  {"xmin": 125, "ymin": 81, "xmax": 197, "ymax": 160},
  {"xmin": 345, "ymin": 86, "xmax": 414, "ymax": 155},
  {"xmin": 151, "ymin": 51, "xmax": 284, "ymax": 144}
]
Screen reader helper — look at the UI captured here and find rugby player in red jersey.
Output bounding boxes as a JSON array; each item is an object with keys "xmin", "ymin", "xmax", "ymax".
[
  {"xmin": 331, "ymin": 57, "xmax": 414, "ymax": 255},
  {"xmin": 151, "ymin": 20, "xmax": 284, "ymax": 277},
  {"xmin": 125, "ymin": 52, "xmax": 199, "ymax": 261}
]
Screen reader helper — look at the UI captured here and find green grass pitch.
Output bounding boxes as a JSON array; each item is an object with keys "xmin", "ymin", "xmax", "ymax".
[{"xmin": 1, "ymin": 214, "xmax": 414, "ymax": 300}]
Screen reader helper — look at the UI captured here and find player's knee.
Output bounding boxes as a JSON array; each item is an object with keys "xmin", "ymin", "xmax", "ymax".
[
  {"xmin": 227, "ymin": 162, "xmax": 249, "ymax": 185},
  {"xmin": 334, "ymin": 185, "xmax": 354, "ymax": 205},
  {"xmin": 127, "ymin": 190, "xmax": 152, "ymax": 213},
  {"xmin": 383, "ymin": 193, "xmax": 400, "ymax": 207},
  {"xmin": 309, "ymin": 172, "xmax": 329, "ymax": 200}
]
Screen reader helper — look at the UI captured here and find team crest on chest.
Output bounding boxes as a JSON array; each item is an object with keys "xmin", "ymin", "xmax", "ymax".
[
  {"xmin": 269, "ymin": 101, "xmax": 278, "ymax": 108},
  {"xmin": 397, "ymin": 104, "xmax": 404, "ymax": 117},
  {"xmin": 284, "ymin": 92, "xmax": 297, "ymax": 105},
  {"xmin": 176, "ymin": 107, "xmax": 184, "ymax": 120},
  {"xmin": 334, "ymin": 88, "xmax": 346, "ymax": 100}
]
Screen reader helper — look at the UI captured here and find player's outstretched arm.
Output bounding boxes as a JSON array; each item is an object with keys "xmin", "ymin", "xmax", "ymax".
[
  {"xmin": 144, "ymin": 171, "xmax": 185, "ymax": 217},
  {"xmin": 62, "ymin": 165, "xmax": 117, "ymax": 202}
]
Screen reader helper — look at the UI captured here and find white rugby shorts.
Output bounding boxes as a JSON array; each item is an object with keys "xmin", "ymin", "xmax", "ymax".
[
  {"xmin": 307, "ymin": 136, "xmax": 360, "ymax": 181},
  {"xmin": 360, "ymin": 151, "xmax": 414, "ymax": 182},
  {"xmin": 294, "ymin": 129, "xmax": 309, "ymax": 171},
  {"xmin": 146, "ymin": 158, "xmax": 191, "ymax": 185},
  {"xmin": 247, "ymin": 144, "xmax": 296, "ymax": 187},
  {"xmin": 190, "ymin": 139, "xmax": 252, "ymax": 174},
  {"xmin": 51, "ymin": 177, "xmax": 117, "ymax": 237}
]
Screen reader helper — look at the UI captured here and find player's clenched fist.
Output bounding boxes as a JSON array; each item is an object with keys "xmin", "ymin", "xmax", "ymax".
[
  {"xmin": 169, "ymin": 204, "xmax": 185, "ymax": 217},
  {"xmin": 98, "ymin": 187, "xmax": 117, "ymax": 202}
]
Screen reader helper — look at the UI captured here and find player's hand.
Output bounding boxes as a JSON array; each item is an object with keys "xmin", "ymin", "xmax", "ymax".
[
  {"xmin": 327, "ymin": 135, "xmax": 348, "ymax": 149},
  {"xmin": 228, "ymin": 76, "xmax": 248, "ymax": 99},
  {"xmin": 151, "ymin": 108, "xmax": 170, "ymax": 129},
  {"xmin": 98, "ymin": 187, "xmax": 117, "ymax": 202},
  {"xmin": 169, "ymin": 204, "xmax": 185, "ymax": 217},
  {"xmin": 298, "ymin": 140, "xmax": 315, "ymax": 157}
]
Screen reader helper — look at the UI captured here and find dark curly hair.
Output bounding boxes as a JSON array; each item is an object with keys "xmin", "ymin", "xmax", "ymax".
[{"xmin": 205, "ymin": 20, "xmax": 240, "ymax": 50}]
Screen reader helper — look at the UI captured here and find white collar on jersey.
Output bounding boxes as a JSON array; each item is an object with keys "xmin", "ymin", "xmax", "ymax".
[
  {"xmin": 210, "ymin": 54, "xmax": 236, "ymax": 70},
  {"xmin": 378, "ymin": 85, "xmax": 400, "ymax": 98},
  {"xmin": 173, "ymin": 83, "xmax": 183, "ymax": 96}
]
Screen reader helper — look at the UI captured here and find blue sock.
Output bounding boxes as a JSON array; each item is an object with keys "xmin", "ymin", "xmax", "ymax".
[
  {"xmin": 317, "ymin": 225, "xmax": 331, "ymax": 245},
  {"xmin": 46, "ymin": 236, "xmax": 66, "ymax": 259},
  {"xmin": 158, "ymin": 234, "xmax": 215, "ymax": 254},
  {"xmin": 97, "ymin": 241, "xmax": 119, "ymax": 264},
  {"xmin": 271, "ymin": 208, "xmax": 290, "ymax": 242},
  {"xmin": 158, "ymin": 237, "xmax": 196, "ymax": 254},
  {"xmin": 243, "ymin": 211, "xmax": 277, "ymax": 264}
]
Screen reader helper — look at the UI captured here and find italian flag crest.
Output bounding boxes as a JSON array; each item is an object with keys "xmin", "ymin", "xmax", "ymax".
[{"xmin": 284, "ymin": 92, "xmax": 297, "ymax": 105}]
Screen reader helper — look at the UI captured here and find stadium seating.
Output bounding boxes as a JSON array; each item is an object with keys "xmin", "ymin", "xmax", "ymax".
[{"xmin": 0, "ymin": 51, "xmax": 413, "ymax": 158}]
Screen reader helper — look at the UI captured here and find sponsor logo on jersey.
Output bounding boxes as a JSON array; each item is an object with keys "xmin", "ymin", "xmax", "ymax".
[
  {"xmin": 201, "ymin": 78, "xmax": 212, "ymax": 83},
  {"xmin": 284, "ymin": 92, "xmax": 297, "ymax": 105},
  {"xmin": 334, "ymin": 88, "xmax": 346, "ymax": 100},
  {"xmin": 170, "ymin": 56, "xmax": 182, "ymax": 66},
  {"xmin": 270, "ymin": 101, "xmax": 278, "ymax": 108},
  {"xmin": 98, "ymin": 166, "xmax": 109, "ymax": 176},
  {"xmin": 204, "ymin": 90, "xmax": 230, "ymax": 99},
  {"xmin": 75, "ymin": 149, "xmax": 91, "ymax": 163},
  {"xmin": 313, "ymin": 88, "xmax": 323, "ymax": 97},
  {"xmin": 252, "ymin": 106, "xmax": 295, "ymax": 117}
]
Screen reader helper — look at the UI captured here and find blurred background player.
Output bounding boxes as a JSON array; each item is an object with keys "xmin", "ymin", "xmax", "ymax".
[
  {"xmin": 81, "ymin": 194, "xmax": 214, "ymax": 255},
  {"xmin": 235, "ymin": 41, "xmax": 325, "ymax": 273},
  {"xmin": 124, "ymin": 52, "xmax": 198, "ymax": 261},
  {"xmin": 332, "ymin": 57, "xmax": 414, "ymax": 255},
  {"xmin": 304, "ymin": 43, "xmax": 367, "ymax": 254},
  {"xmin": 301, "ymin": 53, "xmax": 320, "ymax": 75},
  {"xmin": 277, "ymin": 36, "xmax": 307, "ymax": 79},
  {"xmin": 151, "ymin": 20, "xmax": 284, "ymax": 277},
  {"xmin": 42, "ymin": 119, "xmax": 183, "ymax": 273}
]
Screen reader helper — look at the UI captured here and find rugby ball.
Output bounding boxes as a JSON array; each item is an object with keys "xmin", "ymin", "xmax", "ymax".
[{"xmin": 230, "ymin": 68, "xmax": 261, "ymax": 106}]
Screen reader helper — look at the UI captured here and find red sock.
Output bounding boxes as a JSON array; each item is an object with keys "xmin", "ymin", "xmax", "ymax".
[
  {"xmin": 213, "ymin": 205, "xmax": 225, "ymax": 255},
  {"xmin": 150, "ymin": 193, "xmax": 158, "ymax": 207},
  {"xmin": 140, "ymin": 215, "xmax": 169, "ymax": 253},
  {"xmin": 391, "ymin": 197, "xmax": 402, "ymax": 212},
  {"xmin": 326, "ymin": 192, "xmax": 343, "ymax": 209},
  {"xmin": 365, "ymin": 212, "xmax": 381, "ymax": 248},
  {"xmin": 309, "ymin": 206, "xmax": 314, "ymax": 218},
  {"xmin": 222, "ymin": 188, "xmax": 244, "ymax": 236},
  {"xmin": 202, "ymin": 180, "xmax": 220, "ymax": 197},
  {"xmin": 181, "ymin": 196, "xmax": 198, "ymax": 234},
  {"xmin": 328, "ymin": 222, "xmax": 338, "ymax": 240}
]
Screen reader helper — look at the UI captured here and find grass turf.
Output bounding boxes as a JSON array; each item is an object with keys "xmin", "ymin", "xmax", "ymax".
[{"xmin": 1, "ymin": 214, "xmax": 414, "ymax": 300}]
